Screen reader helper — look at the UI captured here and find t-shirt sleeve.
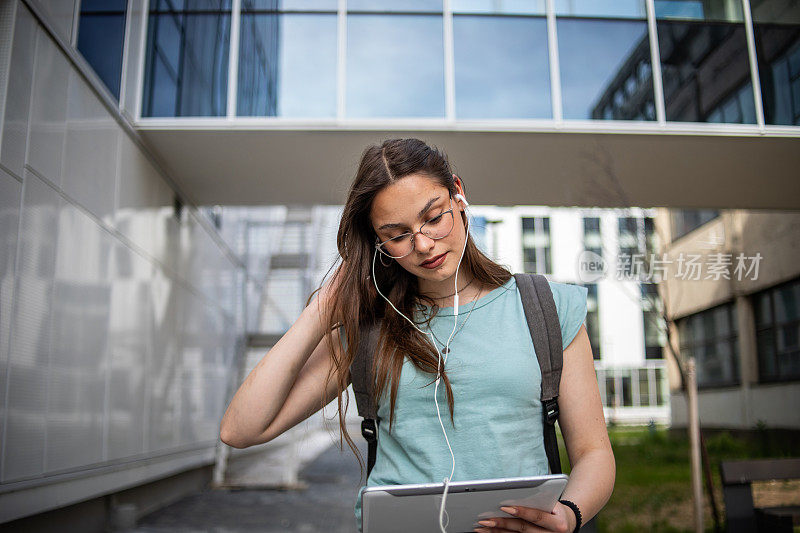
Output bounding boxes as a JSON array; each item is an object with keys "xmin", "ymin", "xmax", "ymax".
[{"xmin": 547, "ymin": 281, "xmax": 588, "ymax": 350}]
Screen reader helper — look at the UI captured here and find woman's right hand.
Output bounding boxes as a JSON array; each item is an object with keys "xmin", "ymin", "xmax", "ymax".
[{"xmin": 219, "ymin": 275, "xmax": 346, "ymax": 448}]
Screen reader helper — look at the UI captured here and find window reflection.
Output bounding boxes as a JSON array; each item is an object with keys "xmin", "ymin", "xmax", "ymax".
[
  {"xmin": 750, "ymin": 0, "xmax": 800, "ymax": 126},
  {"xmin": 237, "ymin": 11, "xmax": 337, "ymax": 117},
  {"xmin": 143, "ymin": 0, "xmax": 231, "ymax": 117},
  {"xmin": 655, "ymin": 1, "xmax": 754, "ymax": 123},
  {"xmin": 454, "ymin": 15, "xmax": 551, "ymax": 119},
  {"xmin": 77, "ymin": 0, "xmax": 128, "ymax": 100},
  {"xmin": 557, "ymin": 17, "xmax": 655, "ymax": 120},
  {"xmin": 555, "ymin": 0, "xmax": 646, "ymax": 19},
  {"xmin": 243, "ymin": 0, "xmax": 336, "ymax": 9},
  {"xmin": 347, "ymin": 0, "xmax": 442, "ymax": 12},
  {"xmin": 452, "ymin": 0, "xmax": 544, "ymax": 14},
  {"xmin": 654, "ymin": 0, "xmax": 743, "ymax": 22},
  {"xmin": 346, "ymin": 15, "xmax": 445, "ymax": 118}
]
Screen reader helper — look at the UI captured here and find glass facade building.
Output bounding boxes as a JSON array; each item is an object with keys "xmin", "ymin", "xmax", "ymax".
[{"xmin": 93, "ymin": 0, "xmax": 800, "ymax": 126}]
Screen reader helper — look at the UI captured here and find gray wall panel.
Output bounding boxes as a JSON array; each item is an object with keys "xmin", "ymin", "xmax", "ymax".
[
  {"xmin": 62, "ymin": 68, "xmax": 120, "ymax": 226},
  {"xmin": 107, "ymin": 240, "xmax": 151, "ymax": 461},
  {"xmin": 29, "ymin": 0, "xmax": 76, "ymax": 46},
  {"xmin": 147, "ymin": 268, "xmax": 182, "ymax": 453},
  {"xmin": 3, "ymin": 170, "xmax": 59, "ymax": 482},
  {"xmin": 0, "ymin": 0, "xmax": 244, "ymax": 519},
  {"xmin": 0, "ymin": 167, "xmax": 22, "ymax": 481},
  {"xmin": 27, "ymin": 30, "xmax": 68, "ymax": 187},
  {"xmin": 116, "ymin": 135, "xmax": 162, "ymax": 261},
  {"xmin": 46, "ymin": 201, "xmax": 111, "ymax": 472},
  {"xmin": 1, "ymin": 3, "xmax": 36, "ymax": 179}
]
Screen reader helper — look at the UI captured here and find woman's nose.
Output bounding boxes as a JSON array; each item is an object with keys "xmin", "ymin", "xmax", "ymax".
[{"xmin": 414, "ymin": 232, "xmax": 436, "ymax": 253}]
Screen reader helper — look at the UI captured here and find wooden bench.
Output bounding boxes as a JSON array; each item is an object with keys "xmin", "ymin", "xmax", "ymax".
[{"xmin": 720, "ymin": 457, "xmax": 800, "ymax": 532}]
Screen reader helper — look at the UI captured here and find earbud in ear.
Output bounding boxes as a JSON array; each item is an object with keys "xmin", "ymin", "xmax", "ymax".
[{"xmin": 455, "ymin": 193, "xmax": 469, "ymax": 207}]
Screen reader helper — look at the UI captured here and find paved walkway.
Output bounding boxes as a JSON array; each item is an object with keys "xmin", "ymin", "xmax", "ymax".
[{"xmin": 134, "ymin": 437, "xmax": 368, "ymax": 533}]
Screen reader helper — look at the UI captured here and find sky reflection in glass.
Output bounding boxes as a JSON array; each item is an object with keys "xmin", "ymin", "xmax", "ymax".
[
  {"xmin": 452, "ymin": 0, "xmax": 545, "ymax": 14},
  {"xmin": 237, "ymin": 14, "xmax": 337, "ymax": 117},
  {"xmin": 555, "ymin": 0, "xmax": 646, "ymax": 19},
  {"xmin": 454, "ymin": 16, "xmax": 551, "ymax": 119},
  {"xmin": 346, "ymin": 15, "xmax": 445, "ymax": 118}
]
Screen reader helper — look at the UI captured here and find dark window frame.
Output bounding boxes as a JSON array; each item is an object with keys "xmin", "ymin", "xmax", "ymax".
[
  {"xmin": 677, "ymin": 301, "xmax": 740, "ymax": 389},
  {"xmin": 521, "ymin": 216, "xmax": 552, "ymax": 275},
  {"xmin": 753, "ymin": 276, "xmax": 800, "ymax": 384}
]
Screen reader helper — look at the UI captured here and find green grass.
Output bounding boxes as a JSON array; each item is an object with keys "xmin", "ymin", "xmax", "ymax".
[{"xmin": 558, "ymin": 425, "xmax": 798, "ymax": 532}]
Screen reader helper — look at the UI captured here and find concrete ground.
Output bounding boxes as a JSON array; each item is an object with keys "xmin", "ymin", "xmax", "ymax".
[{"xmin": 133, "ymin": 436, "xmax": 368, "ymax": 533}]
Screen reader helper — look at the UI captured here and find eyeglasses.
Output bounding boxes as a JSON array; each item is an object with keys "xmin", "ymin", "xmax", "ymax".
[{"xmin": 375, "ymin": 197, "xmax": 456, "ymax": 259}]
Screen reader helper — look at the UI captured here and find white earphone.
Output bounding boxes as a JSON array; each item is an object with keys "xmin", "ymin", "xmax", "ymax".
[{"xmin": 371, "ymin": 187, "xmax": 470, "ymax": 533}]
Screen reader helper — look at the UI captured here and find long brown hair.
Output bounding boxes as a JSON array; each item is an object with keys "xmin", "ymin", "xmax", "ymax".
[{"xmin": 314, "ymin": 138, "xmax": 512, "ymax": 479}]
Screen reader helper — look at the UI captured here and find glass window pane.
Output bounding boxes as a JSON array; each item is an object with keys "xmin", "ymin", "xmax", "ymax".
[
  {"xmin": 454, "ymin": 15, "xmax": 551, "ymax": 119},
  {"xmin": 655, "ymin": 12, "xmax": 754, "ymax": 123},
  {"xmin": 754, "ymin": 293, "xmax": 772, "ymax": 327},
  {"xmin": 237, "ymin": 13, "xmax": 337, "ymax": 117},
  {"xmin": 156, "ymin": 0, "xmax": 231, "ymax": 11},
  {"xmin": 750, "ymin": 0, "xmax": 800, "ymax": 126},
  {"xmin": 655, "ymin": 368, "xmax": 664, "ymax": 405},
  {"xmin": 557, "ymin": 18, "xmax": 654, "ymax": 120},
  {"xmin": 81, "ymin": 0, "xmax": 128, "ymax": 10},
  {"xmin": 712, "ymin": 305, "xmax": 730, "ymax": 336},
  {"xmin": 149, "ymin": 53, "xmax": 178, "ymax": 117},
  {"xmin": 606, "ymin": 376, "xmax": 617, "ymax": 407},
  {"xmin": 242, "ymin": 0, "xmax": 338, "ymax": 10},
  {"xmin": 774, "ymin": 281, "xmax": 800, "ymax": 323},
  {"xmin": 556, "ymin": 0, "xmax": 646, "ymax": 19},
  {"xmin": 622, "ymin": 375, "xmax": 632, "ymax": 406},
  {"xmin": 452, "ymin": 0, "xmax": 545, "ymax": 14},
  {"xmin": 757, "ymin": 330, "xmax": 777, "ymax": 380},
  {"xmin": 346, "ymin": 15, "xmax": 444, "ymax": 118},
  {"xmin": 638, "ymin": 369, "xmax": 650, "ymax": 406},
  {"xmin": 654, "ymin": 0, "xmax": 743, "ymax": 22},
  {"xmin": 348, "ymin": 0, "xmax": 442, "ymax": 12},
  {"xmin": 143, "ymin": 3, "xmax": 231, "ymax": 117},
  {"xmin": 77, "ymin": 12, "xmax": 127, "ymax": 99}
]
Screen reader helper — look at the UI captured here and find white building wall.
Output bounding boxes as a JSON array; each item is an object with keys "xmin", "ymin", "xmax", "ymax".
[{"xmin": 470, "ymin": 205, "xmax": 670, "ymax": 424}]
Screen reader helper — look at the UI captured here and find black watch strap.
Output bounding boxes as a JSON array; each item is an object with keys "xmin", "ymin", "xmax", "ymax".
[{"xmin": 559, "ymin": 499, "xmax": 582, "ymax": 532}]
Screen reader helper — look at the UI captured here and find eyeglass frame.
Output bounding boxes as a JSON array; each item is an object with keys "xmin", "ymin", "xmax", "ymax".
[{"xmin": 374, "ymin": 195, "xmax": 457, "ymax": 259}]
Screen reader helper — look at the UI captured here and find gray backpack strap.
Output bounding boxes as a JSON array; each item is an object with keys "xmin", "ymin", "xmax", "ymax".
[
  {"xmin": 349, "ymin": 321, "xmax": 381, "ymax": 476},
  {"xmin": 514, "ymin": 273, "xmax": 564, "ymax": 474}
]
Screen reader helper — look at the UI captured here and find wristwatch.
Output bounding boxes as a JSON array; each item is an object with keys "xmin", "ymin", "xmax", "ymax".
[{"xmin": 558, "ymin": 499, "xmax": 582, "ymax": 532}]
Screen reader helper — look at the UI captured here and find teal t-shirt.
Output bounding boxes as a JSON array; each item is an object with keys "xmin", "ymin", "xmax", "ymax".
[{"xmin": 349, "ymin": 277, "xmax": 588, "ymax": 531}]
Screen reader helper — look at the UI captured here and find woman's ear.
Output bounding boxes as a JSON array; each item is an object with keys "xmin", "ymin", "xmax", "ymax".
[{"xmin": 453, "ymin": 174, "xmax": 467, "ymax": 203}]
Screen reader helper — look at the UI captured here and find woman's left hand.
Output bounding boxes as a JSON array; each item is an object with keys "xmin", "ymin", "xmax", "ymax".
[{"xmin": 473, "ymin": 502, "xmax": 575, "ymax": 533}]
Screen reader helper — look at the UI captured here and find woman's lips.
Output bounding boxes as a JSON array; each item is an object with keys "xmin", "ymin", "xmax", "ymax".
[{"xmin": 421, "ymin": 252, "xmax": 447, "ymax": 269}]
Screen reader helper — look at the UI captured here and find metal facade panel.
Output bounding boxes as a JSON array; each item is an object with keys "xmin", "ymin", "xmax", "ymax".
[
  {"xmin": 0, "ymin": 167, "xmax": 22, "ymax": 481},
  {"xmin": 45, "ymin": 201, "xmax": 111, "ymax": 472},
  {"xmin": 106, "ymin": 240, "xmax": 151, "ymax": 461},
  {"xmin": 27, "ymin": 29, "xmax": 68, "ymax": 187},
  {"xmin": 147, "ymin": 267, "xmax": 182, "ymax": 453},
  {"xmin": 1, "ymin": 3, "xmax": 37, "ymax": 179},
  {"xmin": 62, "ymin": 68, "xmax": 120, "ymax": 225},
  {"xmin": 3, "ymin": 170, "xmax": 59, "ymax": 482},
  {"xmin": 115, "ymin": 135, "xmax": 161, "ymax": 260}
]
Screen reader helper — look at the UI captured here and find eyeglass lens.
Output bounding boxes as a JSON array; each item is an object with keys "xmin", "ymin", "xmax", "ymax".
[{"xmin": 379, "ymin": 209, "xmax": 454, "ymax": 258}]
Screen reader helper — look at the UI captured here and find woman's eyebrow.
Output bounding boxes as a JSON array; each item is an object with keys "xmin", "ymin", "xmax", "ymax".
[{"xmin": 378, "ymin": 195, "xmax": 442, "ymax": 231}]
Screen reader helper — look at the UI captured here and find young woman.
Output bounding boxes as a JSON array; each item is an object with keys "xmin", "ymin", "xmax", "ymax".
[{"xmin": 220, "ymin": 138, "xmax": 615, "ymax": 533}]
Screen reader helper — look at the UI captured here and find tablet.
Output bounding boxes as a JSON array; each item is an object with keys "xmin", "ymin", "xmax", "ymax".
[{"xmin": 361, "ymin": 474, "xmax": 569, "ymax": 533}]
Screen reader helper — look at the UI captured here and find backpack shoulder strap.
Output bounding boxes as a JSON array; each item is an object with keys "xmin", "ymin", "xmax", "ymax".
[
  {"xmin": 349, "ymin": 321, "xmax": 381, "ymax": 477},
  {"xmin": 513, "ymin": 273, "xmax": 564, "ymax": 474}
]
